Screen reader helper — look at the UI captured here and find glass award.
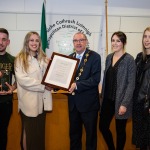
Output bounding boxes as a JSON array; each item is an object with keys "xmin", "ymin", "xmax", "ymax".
[{"xmin": 0, "ymin": 70, "xmax": 11, "ymax": 91}]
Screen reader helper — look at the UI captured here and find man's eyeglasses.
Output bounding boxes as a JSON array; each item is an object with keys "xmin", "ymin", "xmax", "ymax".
[{"xmin": 73, "ymin": 39, "xmax": 86, "ymax": 43}]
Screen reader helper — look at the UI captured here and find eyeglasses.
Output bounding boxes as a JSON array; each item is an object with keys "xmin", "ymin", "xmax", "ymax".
[{"xmin": 73, "ymin": 39, "xmax": 86, "ymax": 43}]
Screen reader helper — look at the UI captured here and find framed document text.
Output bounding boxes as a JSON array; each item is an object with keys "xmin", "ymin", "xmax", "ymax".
[{"xmin": 41, "ymin": 52, "xmax": 79, "ymax": 90}]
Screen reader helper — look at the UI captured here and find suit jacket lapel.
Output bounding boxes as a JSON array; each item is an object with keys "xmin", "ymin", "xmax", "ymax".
[{"xmin": 79, "ymin": 49, "xmax": 89, "ymax": 67}]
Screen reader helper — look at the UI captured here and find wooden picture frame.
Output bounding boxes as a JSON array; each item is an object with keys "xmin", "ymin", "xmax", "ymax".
[{"xmin": 41, "ymin": 52, "xmax": 79, "ymax": 90}]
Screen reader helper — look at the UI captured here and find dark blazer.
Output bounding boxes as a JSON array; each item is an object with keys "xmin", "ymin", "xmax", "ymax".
[{"xmin": 68, "ymin": 49, "xmax": 101, "ymax": 112}]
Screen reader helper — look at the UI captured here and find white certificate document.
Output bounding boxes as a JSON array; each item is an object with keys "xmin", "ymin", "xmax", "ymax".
[{"xmin": 42, "ymin": 52, "xmax": 79, "ymax": 90}]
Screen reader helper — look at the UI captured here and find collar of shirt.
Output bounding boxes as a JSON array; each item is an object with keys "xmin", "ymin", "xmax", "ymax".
[{"xmin": 76, "ymin": 51, "xmax": 85, "ymax": 59}]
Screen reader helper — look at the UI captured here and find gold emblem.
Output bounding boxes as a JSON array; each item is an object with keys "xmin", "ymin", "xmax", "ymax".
[
  {"xmin": 75, "ymin": 50, "xmax": 90, "ymax": 82},
  {"xmin": 86, "ymin": 53, "xmax": 89, "ymax": 57},
  {"xmin": 84, "ymin": 59, "xmax": 87, "ymax": 62},
  {"xmin": 80, "ymin": 68, "xmax": 83, "ymax": 72},
  {"xmin": 76, "ymin": 77, "xmax": 79, "ymax": 80}
]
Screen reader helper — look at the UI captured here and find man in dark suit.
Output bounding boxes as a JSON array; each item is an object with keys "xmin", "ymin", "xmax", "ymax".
[{"xmin": 68, "ymin": 32, "xmax": 101, "ymax": 150}]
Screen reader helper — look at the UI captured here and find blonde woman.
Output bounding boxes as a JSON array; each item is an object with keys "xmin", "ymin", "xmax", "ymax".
[
  {"xmin": 132, "ymin": 27, "xmax": 150, "ymax": 150},
  {"xmin": 15, "ymin": 31, "xmax": 52, "ymax": 150}
]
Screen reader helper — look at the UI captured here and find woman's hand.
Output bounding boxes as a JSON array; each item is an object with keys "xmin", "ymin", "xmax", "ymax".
[
  {"xmin": 45, "ymin": 85, "xmax": 53, "ymax": 91},
  {"xmin": 118, "ymin": 105, "xmax": 127, "ymax": 115}
]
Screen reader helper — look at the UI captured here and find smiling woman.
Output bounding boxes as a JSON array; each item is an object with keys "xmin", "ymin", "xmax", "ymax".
[
  {"xmin": 99, "ymin": 31, "xmax": 136, "ymax": 150},
  {"xmin": 132, "ymin": 26, "xmax": 150, "ymax": 149},
  {"xmin": 14, "ymin": 31, "xmax": 52, "ymax": 150}
]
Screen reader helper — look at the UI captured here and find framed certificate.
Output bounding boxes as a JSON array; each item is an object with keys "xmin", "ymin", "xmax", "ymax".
[{"xmin": 41, "ymin": 52, "xmax": 79, "ymax": 90}]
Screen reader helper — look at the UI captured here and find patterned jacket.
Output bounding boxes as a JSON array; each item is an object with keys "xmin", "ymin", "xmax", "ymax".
[{"xmin": 101, "ymin": 52, "xmax": 136, "ymax": 119}]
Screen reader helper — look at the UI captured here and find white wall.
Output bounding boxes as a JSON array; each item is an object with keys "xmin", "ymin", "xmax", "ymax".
[{"xmin": 0, "ymin": 0, "xmax": 150, "ymax": 58}]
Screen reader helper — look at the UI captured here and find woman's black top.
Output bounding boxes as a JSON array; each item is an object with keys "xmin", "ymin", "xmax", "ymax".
[{"xmin": 104, "ymin": 53, "xmax": 126, "ymax": 101}]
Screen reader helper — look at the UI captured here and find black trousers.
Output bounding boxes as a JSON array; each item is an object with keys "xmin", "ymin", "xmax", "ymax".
[
  {"xmin": 69, "ymin": 106, "xmax": 98, "ymax": 150},
  {"xmin": 99, "ymin": 99, "xmax": 127, "ymax": 150},
  {"xmin": 0, "ymin": 102, "xmax": 12, "ymax": 150}
]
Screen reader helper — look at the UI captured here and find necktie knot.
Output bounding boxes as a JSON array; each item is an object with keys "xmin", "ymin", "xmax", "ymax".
[{"xmin": 76, "ymin": 54, "xmax": 81, "ymax": 59}]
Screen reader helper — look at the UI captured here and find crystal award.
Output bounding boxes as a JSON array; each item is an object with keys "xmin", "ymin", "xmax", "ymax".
[{"xmin": 0, "ymin": 70, "xmax": 11, "ymax": 91}]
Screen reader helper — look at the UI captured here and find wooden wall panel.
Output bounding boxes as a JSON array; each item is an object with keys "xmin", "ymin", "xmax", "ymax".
[{"xmin": 7, "ymin": 93, "xmax": 136, "ymax": 150}]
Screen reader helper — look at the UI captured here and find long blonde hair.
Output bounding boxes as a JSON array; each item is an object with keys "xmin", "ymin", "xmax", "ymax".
[
  {"xmin": 142, "ymin": 26, "xmax": 150, "ymax": 60},
  {"xmin": 15, "ymin": 31, "xmax": 47, "ymax": 72}
]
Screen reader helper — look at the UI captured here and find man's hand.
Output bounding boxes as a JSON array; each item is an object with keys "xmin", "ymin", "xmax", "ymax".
[
  {"xmin": 69, "ymin": 83, "xmax": 76, "ymax": 93},
  {"xmin": 0, "ymin": 82, "xmax": 14, "ymax": 95},
  {"xmin": 0, "ymin": 71, "xmax": 3, "ymax": 78}
]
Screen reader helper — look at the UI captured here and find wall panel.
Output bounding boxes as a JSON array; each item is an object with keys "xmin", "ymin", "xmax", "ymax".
[
  {"xmin": 0, "ymin": 13, "xmax": 17, "ymax": 30},
  {"xmin": 120, "ymin": 17, "xmax": 150, "ymax": 32},
  {"xmin": 17, "ymin": 14, "xmax": 41, "ymax": 30}
]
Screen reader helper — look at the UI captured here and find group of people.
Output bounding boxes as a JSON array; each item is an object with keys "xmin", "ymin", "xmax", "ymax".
[
  {"xmin": 0, "ymin": 26, "xmax": 150, "ymax": 150},
  {"xmin": 0, "ymin": 29, "xmax": 52, "ymax": 150}
]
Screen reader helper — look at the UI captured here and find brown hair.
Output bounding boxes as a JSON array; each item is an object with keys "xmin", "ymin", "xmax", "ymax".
[
  {"xmin": 0, "ymin": 28, "xmax": 9, "ymax": 38},
  {"xmin": 111, "ymin": 31, "xmax": 127, "ymax": 48}
]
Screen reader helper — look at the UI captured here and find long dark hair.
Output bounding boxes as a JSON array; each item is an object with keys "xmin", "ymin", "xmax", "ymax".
[{"xmin": 111, "ymin": 31, "xmax": 127, "ymax": 48}]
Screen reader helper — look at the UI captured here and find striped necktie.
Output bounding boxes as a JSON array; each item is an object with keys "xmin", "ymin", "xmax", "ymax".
[{"xmin": 76, "ymin": 54, "xmax": 81, "ymax": 67}]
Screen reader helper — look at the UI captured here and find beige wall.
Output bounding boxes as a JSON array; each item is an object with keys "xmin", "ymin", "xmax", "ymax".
[
  {"xmin": 0, "ymin": 11, "xmax": 149, "ymax": 58},
  {"xmin": 0, "ymin": 1, "xmax": 150, "ymax": 58}
]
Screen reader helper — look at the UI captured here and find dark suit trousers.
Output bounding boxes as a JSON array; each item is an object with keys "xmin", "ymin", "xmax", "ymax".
[
  {"xmin": 69, "ymin": 106, "xmax": 98, "ymax": 150},
  {"xmin": 99, "ymin": 99, "xmax": 127, "ymax": 150},
  {"xmin": 0, "ymin": 102, "xmax": 12, "ymax": 150}
]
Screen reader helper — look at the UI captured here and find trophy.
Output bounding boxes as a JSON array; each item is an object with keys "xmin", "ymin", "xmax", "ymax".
[{"xmin": 0, "ymin": 70, "xmax": 11, "ymax": 91}]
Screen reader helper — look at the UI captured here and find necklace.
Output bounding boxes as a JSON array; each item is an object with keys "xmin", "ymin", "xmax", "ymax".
[
  {"xmin": 75, "ymin": 51, "xmax": 90, "ymax": 81},
  {"xmin": 72, "ymin": 50, "xmax": 91, "ymax": 95}
]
